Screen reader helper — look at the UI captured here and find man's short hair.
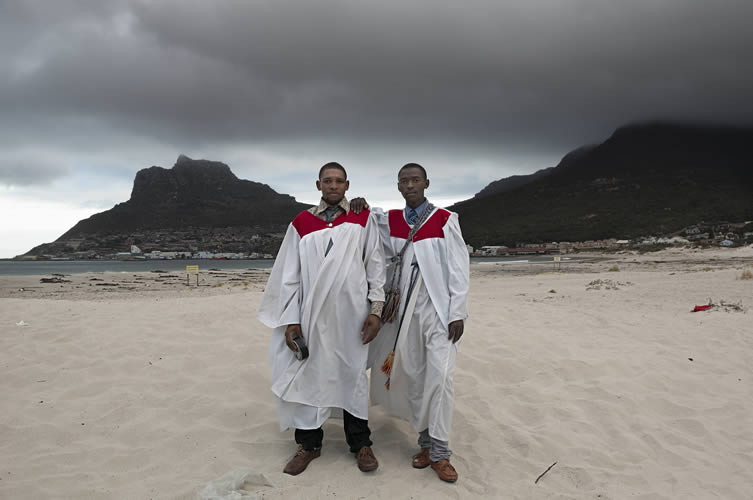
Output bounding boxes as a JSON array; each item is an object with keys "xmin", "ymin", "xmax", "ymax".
[
  {"xmin": 398, "ymin": 163, "xmax": 427, "ymax": 179},
  {"xmin": 319, "ymin": 162, "xmax": 347, "ymax": 179}
]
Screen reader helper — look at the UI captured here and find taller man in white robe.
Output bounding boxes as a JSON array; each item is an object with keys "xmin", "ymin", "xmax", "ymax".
[
  {"xmin": 368, "ymin": 163, "xmax": 470, "ymax": 483},
  {"xmin": 258, "ymin": 162, "xmax": 386, "ymax": 475}
]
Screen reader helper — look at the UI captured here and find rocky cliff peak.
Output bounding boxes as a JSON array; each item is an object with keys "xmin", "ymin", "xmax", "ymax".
[
  {"xmin": 53, "ymin": 156, "xmax": 310, "ymax": 241},
  {"xmin": 130, "ymin": 156, "xmax": 245, "ymax": 204}
]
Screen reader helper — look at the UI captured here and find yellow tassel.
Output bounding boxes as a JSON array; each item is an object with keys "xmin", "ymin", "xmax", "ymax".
[
  {"xmin": 382, "ymin": 351, "xmax": 395, "ymax": 390},
  {"xmin": 381, "ymin": 351, "xmax": 394, "ymax": 376}
]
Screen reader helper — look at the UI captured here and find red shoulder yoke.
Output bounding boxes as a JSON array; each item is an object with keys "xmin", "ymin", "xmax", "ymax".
[
  {"xmin": 388, "ymin": 208, "xmax": 450, "ymax": 241},
  {"xmin": 292, "ymin": 209, "xmax": 370, "ymax": 238}
]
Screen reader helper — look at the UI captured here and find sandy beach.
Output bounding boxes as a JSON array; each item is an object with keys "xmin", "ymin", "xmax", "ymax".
[{"xmin": 1, "ymin": 247, "xmax": 751, "ymax": 499}]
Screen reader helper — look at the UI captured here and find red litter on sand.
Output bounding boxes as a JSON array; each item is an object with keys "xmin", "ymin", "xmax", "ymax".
[{"xmin": 691, "ymin": 304, "xmax": 712, "ymax": 312}]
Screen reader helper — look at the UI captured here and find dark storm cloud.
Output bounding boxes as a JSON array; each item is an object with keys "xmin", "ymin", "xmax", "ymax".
[
  {"xmin": 2, "ymin": 0, "xmax": 753, "ymax": 258},
  {"xmin": 0, "ymin": 156, "xmax": 70, "ymax": 187},
  {"xmin": 2, "ymin": 0, "xmax": 752, "ymax": 160}
]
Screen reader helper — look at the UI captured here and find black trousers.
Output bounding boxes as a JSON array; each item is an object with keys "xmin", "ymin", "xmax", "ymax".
[{"xmin": 295, "ymin": 411, "xmax": 372, "ymax": 453}]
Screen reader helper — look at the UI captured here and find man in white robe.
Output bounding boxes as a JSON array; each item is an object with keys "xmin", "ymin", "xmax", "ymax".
[
  {"xmin": 367, "ymin": 163, "xmax": 469, "ymax": 483},
  {"xmin": 258, "ymin": 162, "xmax": 386, "ymax": 475}
]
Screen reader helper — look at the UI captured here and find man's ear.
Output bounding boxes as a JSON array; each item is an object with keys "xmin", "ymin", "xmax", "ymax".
[
  {"xmin": 316, "ymin": 179, "xmax": 322, "ymax": 192},
  {"xmin": 425, "ymin": 178, "xmax": 430, "ymax": 189},
  {"xmin": 345, "ymin": 180, "xmax": 350, "ymax": 191}
]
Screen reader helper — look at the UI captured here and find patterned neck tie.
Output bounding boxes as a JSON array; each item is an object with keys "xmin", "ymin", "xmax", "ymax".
[
  {"xmin": 407, "ymin": 208, "xmax": 419, "ymax": 225},
  {"xmin": 324, "ymin": 207, "xmax": 338, "ymax": 222}
]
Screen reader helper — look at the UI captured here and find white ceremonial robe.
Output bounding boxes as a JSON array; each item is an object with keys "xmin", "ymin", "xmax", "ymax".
[
  {"xmin": 368, "ymin": 206, "xmax": 469, "ymax": 441},
  {"xmin": 258, "ymin": 209, "xmax": 385, "ymax": 431}
]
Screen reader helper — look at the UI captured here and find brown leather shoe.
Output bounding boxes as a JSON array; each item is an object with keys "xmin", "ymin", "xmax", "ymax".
[
  {"xmin": 430, "ymin": 459, "xmax": 458, "ymax": 483},
  {"xmin": 283, "ymin": 445, "xmax": 321, "ymax": 475},
  {"xmin": 412, "ymin": 448, "xmax": 431, "ymax": 469},
  {"xmin": 356, "ymin": 446, "xmax": 379, "ymax": 472}
]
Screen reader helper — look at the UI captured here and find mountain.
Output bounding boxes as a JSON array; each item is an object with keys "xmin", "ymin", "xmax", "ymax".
[
  {"xmin": 452, "ymin": 123, "xmax": 753, "ymax": 247},
  {"xmin": 60, "ymin": 155, "xmax": 308, "ymax": 237},
  {"xmin": 24, "ymin": 155, "xmax": 310, "ymax": 257},
  {"xmin": 473, "ymin": 146, "xmax": 596, "ymax": 200},
  {"xmin": 474, "ymin": 167, "xmax": 555, "ymax": 198}
]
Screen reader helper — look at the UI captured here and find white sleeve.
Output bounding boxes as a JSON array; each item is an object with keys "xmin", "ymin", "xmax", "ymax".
[
  {"xmin": 257, "ymin": 223, "xmax": 302, "ymax": 328},
  {"xmin": 364, "ymin": 212, "xmax": 386, "ymax": 303},
  {"xmin": 370, "ymin": 206, "xmax": 393, "ymax": 260},
  {"xmin": 446, "ymin": 213, "xmax": 470, "ymax": 323}
]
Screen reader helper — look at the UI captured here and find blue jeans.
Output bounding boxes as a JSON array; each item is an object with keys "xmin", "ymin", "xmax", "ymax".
[{"xmin": 419, "ymin": 428, "xmax": 451, "ymax": 461}]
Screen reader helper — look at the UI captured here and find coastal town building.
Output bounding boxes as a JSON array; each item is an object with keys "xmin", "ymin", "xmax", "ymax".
[{"xmin": 17, "ymin": 218, "xmax": 753, "ymax": 261}]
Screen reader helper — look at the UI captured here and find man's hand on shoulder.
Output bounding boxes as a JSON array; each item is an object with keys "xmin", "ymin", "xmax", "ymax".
[
  {"xmin": 361, "ymin": 314, "xmax": 382, "ymax": 344},
  {"xmin": 448, "ymin": 320, "xmax": 464, "ymax": 344},
  {"xmin": 349, "ymin": 197, "xmax": 370, "ymax": 214},
  {"xmin": 285, "ymin": 324, "xmax": 302, "ymax": 353}
]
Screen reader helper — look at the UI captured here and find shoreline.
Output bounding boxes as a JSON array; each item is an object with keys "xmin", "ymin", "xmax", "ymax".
[
  {"xmin": 2, "ymin": 247, "xmax": 750, "ymax": 301},
  {"xmin": 0, "ymin": 255, "xmax": 578, "ymax": 276}
]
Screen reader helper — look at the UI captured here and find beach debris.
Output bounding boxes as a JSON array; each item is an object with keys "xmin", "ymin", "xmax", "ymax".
[
  {"xmin": 691, "ymin": 299, "xmax": 744, "ymax": 313},
  {"xmin": 40, "ymin": 276, "xmax": 71, "ymax": 284},
  {"xmin": 586, "ymin": 279, "xmax": 633, "ymax": 290},
  {"xmin": 535, "ymin": 461, "xmax": 558, "ymax": 484},
  {"xmin": 199, "ymin": 468, "xmax": 272, "ymax": 499},
  {"xmin": 548, "ymin": 289, "xmax": 557, "ymax": 293},
  {"xmin": 16, "ymin": 320, "xmax": 27, "ymax": 327},
  {"xmin": 710, "ymin": 299, "xmax": 744, "ymax": 312},
  {"xmin": 738, "ymin": 268, "xmax": 753, "ymax": 280}
]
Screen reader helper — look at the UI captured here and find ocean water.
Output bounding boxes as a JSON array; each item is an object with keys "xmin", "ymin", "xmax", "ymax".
[
  {"xmin": 0, "ymin": 259, "xmax": 274, "ymax": 276},
  {"xmin": 0, "ymin": 256, "xmax": 572, "ymax": 276}
]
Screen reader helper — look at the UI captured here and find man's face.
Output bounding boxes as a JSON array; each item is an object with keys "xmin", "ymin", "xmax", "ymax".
[
  {"xmin": 316, "ymin": 168, "xmax": 349, "ymax": 205},
  {"xmin": 397, "ymin": 167, "xmax": 429, "ymax": 206}
]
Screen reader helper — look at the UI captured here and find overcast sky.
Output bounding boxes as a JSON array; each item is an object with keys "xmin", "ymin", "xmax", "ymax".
[{"xmin": 1, "ymin": 0, "xmax": 752, "ymax": 257}]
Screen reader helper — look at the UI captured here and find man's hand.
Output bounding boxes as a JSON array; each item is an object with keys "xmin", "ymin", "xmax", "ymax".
[
  {"xmin": 448, "ymin": 320, "xmax": 464, "ymax": 343},
  {"xmin": 349, "ymin": 197, "xmax": 370, "ymax": 214},
  {"xmin": 285, "ymin": 324, "xmax": 302, "ymax": 353},
  {"xmin": 361, "ymin": 314, "xmax": 382, "ymax": 344}
]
